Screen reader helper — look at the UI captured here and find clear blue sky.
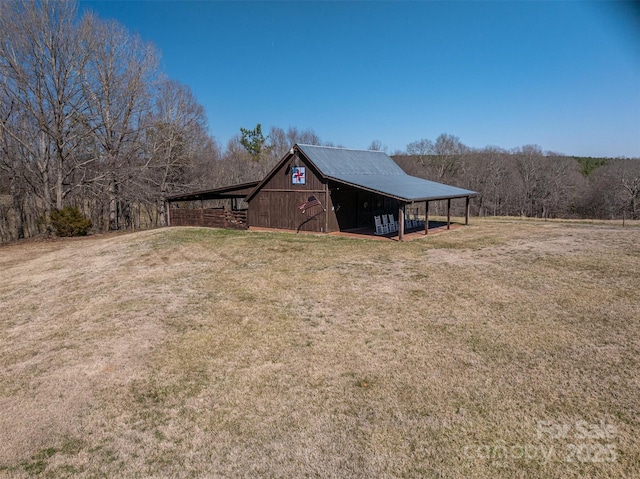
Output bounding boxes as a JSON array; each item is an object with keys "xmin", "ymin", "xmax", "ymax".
[{"xmin": 80, "ymin": 1, "xmax": 640, "ymax": 158}]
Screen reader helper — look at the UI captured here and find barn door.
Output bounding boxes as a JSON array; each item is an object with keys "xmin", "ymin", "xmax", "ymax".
[{"xmin": 257, "ymin": 194, "xmax": 270, "ymax": 227}]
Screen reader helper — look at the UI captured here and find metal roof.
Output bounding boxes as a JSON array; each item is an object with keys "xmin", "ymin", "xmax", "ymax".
[
  {"xmin": 165, "ymin": 181, "xmax": 260, "ymax": 202},
  {"xmin": 296, "ymin": 144, "xmax": 477, "ymax": 202},
  {"xmin": 296, "ymin": 144, "xmax": 405, "ymax": 176},
  {"xmin": 331, "ymin": 174, "xmax": 476, "ymax": 202}
]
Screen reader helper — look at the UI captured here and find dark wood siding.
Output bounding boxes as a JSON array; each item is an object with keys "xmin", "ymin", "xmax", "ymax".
[
  {"xmin": 250, "ymin": 190, "xmax": 326, "ymax": 232},
  {"xmin": 259, "ymin": 153, "xmax": 325, "ymax": 191},
  {"xmin": 248, "ymin": 154, "xmax": 333, "ymax": 232},
  {"xmin": 170, "ymin": 208, "xmax": 248, "ymax": 229},
  {"xmin": 326, "ymin": 184, "xmax": 339, "ymax": 233}
]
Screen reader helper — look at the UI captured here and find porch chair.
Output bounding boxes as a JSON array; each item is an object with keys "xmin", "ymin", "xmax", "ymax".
[
  {"xmin": 382, "ymin": 214, "xmax": 395, "ymax": 233},
  {"xmin": 381, "ymin": 214, "xmax": 389, "ymax": 232},
  {"xmin": 386, "ymin": 214, "xmax": 398, "ymax": 232},
  {"xmin": 374, "ymin": 215, "xmax": 388, "ymax": 235},
  {"xmin": 405, "ymin": 215, "xmax": 412, "ymax": 230}
]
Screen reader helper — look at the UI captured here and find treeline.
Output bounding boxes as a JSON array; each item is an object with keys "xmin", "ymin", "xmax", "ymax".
[
  {"xmin": 1, "ymin": 2, "xmax": 638, "ymax": 243},
  {"xmin": 394, "ymin": 134, "xmax": 640, "ymax": 220}
]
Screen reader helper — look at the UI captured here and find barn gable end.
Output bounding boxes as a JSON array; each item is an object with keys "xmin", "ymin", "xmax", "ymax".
[{"xmin": 247, "ymin": 150, "xmax": 332, "ymax": 232}]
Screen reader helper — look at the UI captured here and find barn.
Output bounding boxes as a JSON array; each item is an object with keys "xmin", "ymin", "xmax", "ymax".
[{"xmin": 167, "ymin": 144, "xmax": 477, "ymax": 240}]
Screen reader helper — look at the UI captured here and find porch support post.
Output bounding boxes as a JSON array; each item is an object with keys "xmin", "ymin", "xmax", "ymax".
[
  {"xmin": 465, "ymin": 196, "xmax": 470, "ymax": 226},
  {"xmin": 447, "ymin": 198, "xmax": 451, "ymax": 230},
  {"xmin": 398, "ymin": 204, "xmax": 405, "ymax": 242},
  {"xmin": 425, "ymin": 200, "xmax": 429, "ymax": 235},
  {"xmin": 324, "ymin": 183, "xmax": 329, "ymax": 233}
]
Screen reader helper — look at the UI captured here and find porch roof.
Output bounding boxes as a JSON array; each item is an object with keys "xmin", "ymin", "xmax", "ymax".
[
  {"xmin": 165, "ymin": 181, "xmax": 259, "ymax": 202},
  {"xmin": 329, "ymin": 174, "xmax": 476, "ymax": 202},
  {"xmin": 296, "ymin": 144, "xmax": 477, "ymax": 202}
]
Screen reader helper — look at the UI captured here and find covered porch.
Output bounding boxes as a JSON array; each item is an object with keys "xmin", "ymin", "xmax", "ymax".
[
  {"xmin": 329, "ymin": 177, "xmax": 474, "ymax": 241},
  {"xmin": 333, "ymin": 218, "xmax": 465, "ymax": 241}
]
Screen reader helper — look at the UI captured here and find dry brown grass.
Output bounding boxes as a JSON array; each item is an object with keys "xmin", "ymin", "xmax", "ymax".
[{"xmin": 0, "ymin": 219, "xmax": 639, "ymax": 478}]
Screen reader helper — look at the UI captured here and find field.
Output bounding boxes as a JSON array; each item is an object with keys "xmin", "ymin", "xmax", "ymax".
[{"xmin": 0, "ymin": 219, "xmax": 639, "ymax": 478}]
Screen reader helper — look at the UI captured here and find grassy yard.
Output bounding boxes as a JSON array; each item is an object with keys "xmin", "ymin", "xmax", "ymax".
[{"xmin": 0, "ymin": 219, "xmax": 638, "ymax": 478}]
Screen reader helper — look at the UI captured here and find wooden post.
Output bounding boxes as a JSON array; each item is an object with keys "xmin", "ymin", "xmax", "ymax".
[
  {"xmin": 398, "ymin": 204, "xmax": 405, "ymax": 242},
  {"xmin": 465, "ymin": 196, "xmax": 470, "ymax": 226},
  {"xmin": 324, "ymin": 183, "xmax": 329, "ymax": 233},
  {"xmin": 447, "ymin": 198, "xmax": 451, "ymax": 230},
  {"xmin": 425, "ymin": 200, "xmax": 429, "ymax": 235},
  {"xmin": 166, "ymin": 201, "xmax": 171, "ymax": 227}
]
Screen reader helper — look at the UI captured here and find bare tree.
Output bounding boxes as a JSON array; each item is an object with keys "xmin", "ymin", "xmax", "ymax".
[
  {"xmin": 0, "ymin": 86, "xmax": 25, "ymax": 239},
  {"xmin": 0, "ymin": 83, "xmax": 55, "ymax": 233},
  {"xmin": 288, "ymin": 126, "xmax": 320, "ymax": 147},
  {"xmin": 267, "ymin": 126, "xmax": 288, "ymax": 160},
  {"xmin": 619, "ymin": 160, "xmax": 640, "ymax": 219},
  {"xmin": 0, "ymin": 0, "xmax": 94, "ymax": 218},
  {"xmin": 144, "ymin": 78, "xmax": 210, "ymax": 225},
  {"xmin": 513, "ymin": 145, "xmax": 546, "ymax": 217},
  {"xmin": 81, "ymin": 15, "xmax": 159, "ymax": 230},
  {"xmin": 463, "ymin": 146, "xmax": 511, "ymax": 217},
  {"xmin": 266, "ymin": 126, "xmax": 321, "ymax": 161},
  {"xmin": 368, "ymin": 140, "xmax": 387, "ymax": 152},
  {"xmin": 432, "ymin": 133, "xmax": 467, "ymax": 180},
  {"xmin": 406, "ymin": 138, "xmax": 433, "ymax": 165},
  {"xmin": 542, "ymin": 158, "xmax": 567, "ymax": 218}
]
